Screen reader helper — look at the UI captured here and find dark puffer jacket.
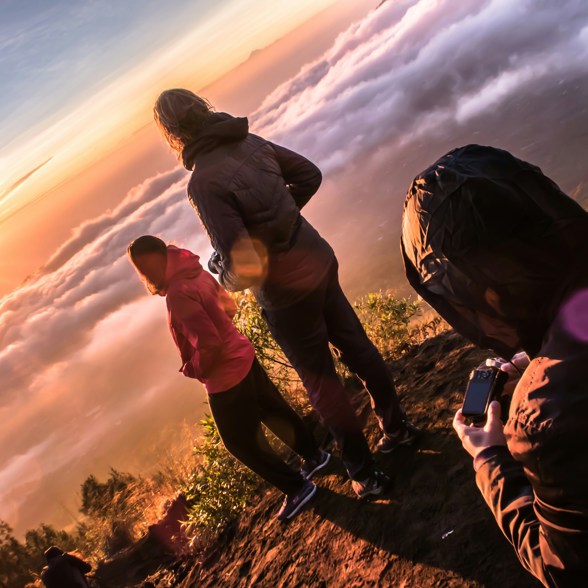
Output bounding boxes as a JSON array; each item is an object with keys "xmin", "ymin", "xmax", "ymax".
[
  {"xmin": 401, "ymin": 144, "xmax": 588, "ymax": 587},
  {"xmin": 182, "ymin": 113, "xmax": 335, "ymax": 310}
]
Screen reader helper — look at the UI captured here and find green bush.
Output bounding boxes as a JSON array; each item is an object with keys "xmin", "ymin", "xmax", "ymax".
[
  {"xmin": 231, "ymin": 292, "xmax": 297, "ymax": 387},
  {"xmin": 181, "ymin": 415, "xmax": 258, "ymax": 538},
  {"xmin": 76, "ymin": 469, "xmax": 142, "ymax": 559},
  {"xmin": 76, "ymin": 468, "xmax": 180, "ymax": 561},
  {"xmin": 354, "ymin": 291, "xmax": 444, "ymax": 360},
  {"xmin": 0, "ymin": 520, "xmax": 77, "ymax": 588},
  {"xmin": 232, "ymin": 291, "xmax": 308, "ymax": 412}
]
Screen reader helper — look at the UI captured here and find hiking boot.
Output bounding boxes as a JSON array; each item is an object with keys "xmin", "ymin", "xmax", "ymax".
[
  {"xmin": 377, "ymin": 421, "xmax": 423, "ymax": 454},
  {"xmin": 301, "ymin": 449, "xmax": 331, "ymax": 480},
  {"xmin": 351, "ymin": 469, "xmax": 391, "ymax": 499},
  {"xmin": 276, "ymin": 479, "xmax": 317, "ymax": 522}
]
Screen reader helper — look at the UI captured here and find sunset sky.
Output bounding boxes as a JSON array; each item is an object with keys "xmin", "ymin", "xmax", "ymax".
[
  {"xmin": 2, "ymin": 0, "xmax": 588, "ymax": 536},
  {"xmin": 1, "ymin": 0, "xmax": 369, "ymax": 294},
  {"xmin": 0, "ymin": 0, "xmax": 368, "ymax": 534}
]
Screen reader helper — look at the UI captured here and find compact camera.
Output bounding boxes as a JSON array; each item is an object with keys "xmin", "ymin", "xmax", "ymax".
[{"xmin": 462, "ymin": 367, "xmax": 508, "ymax": 425}]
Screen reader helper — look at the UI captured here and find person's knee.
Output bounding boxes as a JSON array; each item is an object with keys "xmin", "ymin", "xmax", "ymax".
[
  {"xmin": 220, "ymin": 438, "xmax": 241, "ymax": 459},
  {"xmin": 338, "ymin": 343, "xmax": 382, "ymax": 374},
  {"xmin": 220, "ymin": 431, "xmax": 257, "ymax": 460},
  {"xmin": 301, "ymin": 374, "xmax": 335, "ymax": 412},
  {"xmin": 310, "ymin": 386, "xmax": 356, "ymax": 427}
]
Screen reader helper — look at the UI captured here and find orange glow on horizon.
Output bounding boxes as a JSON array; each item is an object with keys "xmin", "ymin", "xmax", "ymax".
[{"xmin": 0, "ymin": 0, "xmax": 339, "ymax": 232}]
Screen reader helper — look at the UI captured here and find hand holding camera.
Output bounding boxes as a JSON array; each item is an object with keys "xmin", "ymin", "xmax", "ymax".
[
  {"xmin": 453, "ymin": 367, "xmax": 508, "ymax": 461},
  {"xmin": 461, "ymin": 366, "xmax": 508, "ymax": 426},
  {"xmin": 453, "ymin": 400, "xmax": 507, "ymax": 463},
  {"xmin": 486, "ymin": 351, "xmax": 530, "ymax": 397},
  {"xmin": 452, "ymin": 351, "xmax": 531, "ymax": 464},
  {"xmin": 461, "ymin": 351, "xmax": 531, "ymax": 427}
]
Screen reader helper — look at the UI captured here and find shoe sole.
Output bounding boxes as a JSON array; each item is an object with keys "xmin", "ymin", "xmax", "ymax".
[
  {"xmin": 303, "ymin": 452, "xmax": 332, "ymax": 480},
  {"xmin": 278, "ymin": 484, "xmax": 317, "ymax": 522},
  {"xmin": 355, "ymin": 485, "xmax": 385, "ymax": 500},
  {"xmin": 378, "ymin": 431, "xmax": 423, "ymax": 454}
]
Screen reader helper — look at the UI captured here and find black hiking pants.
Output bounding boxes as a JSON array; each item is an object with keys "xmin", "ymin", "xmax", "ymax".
[
  {"xmin": 263, "ymin": 262, "xmax": 405, "ymax": 481},
  {"xmin": 208, "ymin": 358, "xmax": 318, "ymax": 496}
]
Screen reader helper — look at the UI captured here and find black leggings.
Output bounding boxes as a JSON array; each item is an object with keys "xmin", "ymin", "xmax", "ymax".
[{"xmin": 208, "ymin": 358, "xmax": 318, "ymax": 495}]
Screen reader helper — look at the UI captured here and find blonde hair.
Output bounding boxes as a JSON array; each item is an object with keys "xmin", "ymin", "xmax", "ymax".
[{"xmin": 153, "ymin": 89, "xmax": 213, "ymax": 157}]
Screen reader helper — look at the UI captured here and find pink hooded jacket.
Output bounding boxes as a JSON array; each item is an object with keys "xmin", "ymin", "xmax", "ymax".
[{"xmin": 163, "ymin": 245, "xmax": 255, "ymax": 394}]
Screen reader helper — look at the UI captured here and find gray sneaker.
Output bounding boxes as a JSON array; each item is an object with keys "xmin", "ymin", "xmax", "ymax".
[
  {"xmin": 377, "ymin": 422, "xmax": 423, "ymax": 454},
  {"xmin": 276, "ymin": 479, "xmax": 317, "ymax": 522},
  {"xmin": 351, "ymin": 470, "xmax": 391, "ymax": 499},
  {"xmin": 301, "ymin": 449, "xmax": 331, "ymax": 480}
]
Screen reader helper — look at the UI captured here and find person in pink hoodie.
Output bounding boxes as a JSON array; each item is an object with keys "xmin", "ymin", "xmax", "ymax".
[{"xmin": 127, "ymin": 235, "xmax": 330, "ymax": 521}]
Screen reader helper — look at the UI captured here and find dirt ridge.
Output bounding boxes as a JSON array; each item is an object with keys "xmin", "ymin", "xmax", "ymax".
[{"xmin": 99, "ymin": 331, "xmax": 540, "ymax": 588}]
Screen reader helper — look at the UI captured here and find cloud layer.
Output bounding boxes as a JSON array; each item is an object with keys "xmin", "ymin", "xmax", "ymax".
[
  {"xmin": 252, "ymin": 0, "xmax": 588, "ymax": 174},
  {"xmin": 250, "ymin": 0, "xmax": 588, "ymax": 294},
  {"xmin": 0, "ymin": 167, "xmax": 213, "ymax": 532}
]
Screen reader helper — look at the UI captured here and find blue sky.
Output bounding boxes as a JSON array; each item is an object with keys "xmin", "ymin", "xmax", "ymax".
[
  {"xmin": 0, "ymin": 0, "xmax": 338, "ymax": 234},
  {"xmin": 0, "ymin": 0, "xmax": 220, "ymax": 152}
]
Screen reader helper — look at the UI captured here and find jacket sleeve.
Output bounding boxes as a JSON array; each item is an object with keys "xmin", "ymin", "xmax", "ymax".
[
  {"xmin": 169, "ymin": 289, "xmax": 224, "ymax": 379},
  {"xmin": 474, "ymin": 446, "xmax": 560, "ymax": 587},
  {"xmin": 191, "ymin": 190, "xmax": 264, "ymax": 292},
  {"xmin": 270, "ymin": 142, "xmax": 322, "ymax": 209}
]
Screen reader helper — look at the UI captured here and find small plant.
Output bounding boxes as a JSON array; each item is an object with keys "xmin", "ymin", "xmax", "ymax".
[
  {"xmin": 353, "ymin": 292, "xmax": 421, "ymax": 360},
  {"xmin": 181, "ymin": 415, "xmax": 258, "ymax": 538},
  {"xmin": 409, "ymin": 313, "xmax": 447, "ymax": 346},
  {"xmin": 231, "ymin": 291, "xmax": 308, "ymax": 412},
  {"xmin": 76, "ymin": 468, "xmax": 179, "ymax": 562}
]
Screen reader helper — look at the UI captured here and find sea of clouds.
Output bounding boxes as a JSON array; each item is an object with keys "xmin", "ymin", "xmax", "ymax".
[{"xmin": 2, "ymin": 0, "xmax": 587, "ymax": 533}]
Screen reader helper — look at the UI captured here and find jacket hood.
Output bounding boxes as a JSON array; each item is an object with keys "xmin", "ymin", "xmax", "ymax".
[
  {"xmin": 182, "ymin": 112, "xmax": 249, "ymax": 170},
  {"xmin": 401, "ymin": 144, "xmax": 588, "ymax": 358},
  {"xmin": 164, "ymin": 245, "xmax": 203, "ymax": 293}
]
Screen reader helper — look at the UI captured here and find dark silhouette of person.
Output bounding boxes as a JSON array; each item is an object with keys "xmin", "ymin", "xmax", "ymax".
[
  {"xmin": 401, "ymin": 144, "xmax": 588, "ymax": 587},
  {"xmin": 40, "ymin": 546, "xmax": 92, "ymax": 588},
  {"xmin": 152, "ymin": 88, "xmax": 421, "ymax": 498}
]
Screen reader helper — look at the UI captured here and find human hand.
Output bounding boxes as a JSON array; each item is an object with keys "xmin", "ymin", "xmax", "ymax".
[
  {"xmin": 208, "ymin": 251, "xmax": 222, "ymax": 275},
  {"xmin": 486, "ymin": 351, "xmax": 530, "ymax": 396},
  {"xmin": 453, "ymin": 401, "xmax": 506, "ymax": 460}
]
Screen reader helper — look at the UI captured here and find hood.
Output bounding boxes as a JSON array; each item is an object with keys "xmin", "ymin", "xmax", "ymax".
[
  {"xmin": 163, "ymin": 245, "xmax": 203, "ymax": 293},
  {"xmin": 401, "ymin": 144, "xmax": 588, "ymax": 358},
  {"xmin": 182, "ymin": 112, "xmax": 249, "ymax": 170}
]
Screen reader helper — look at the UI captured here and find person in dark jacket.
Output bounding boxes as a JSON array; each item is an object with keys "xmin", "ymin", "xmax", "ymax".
[
  {"xmin": 40, "ymin": 546, "xmax": 91, "ymax": 588},
  {"xmin": 153, "ymin": 88, "xmax": 421, "ymax": 497},
  {"xmin": 401, "ymin": 144, "xmax": 588, "ymax": 587}
]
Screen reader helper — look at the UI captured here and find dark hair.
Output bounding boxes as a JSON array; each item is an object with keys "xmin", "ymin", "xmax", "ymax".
[
  {"xmin": 44, "ymin": 546, "xmax": 64, "ymax": 561},
  {"xmin": 127, "ymin": 235, "xmax": 167, "ymax": 262}
]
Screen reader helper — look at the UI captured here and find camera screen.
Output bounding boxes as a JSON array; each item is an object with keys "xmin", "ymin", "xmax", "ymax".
[{"xmin": 462, "ymin": 381, "xmax": 492, "ymax": 415}]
